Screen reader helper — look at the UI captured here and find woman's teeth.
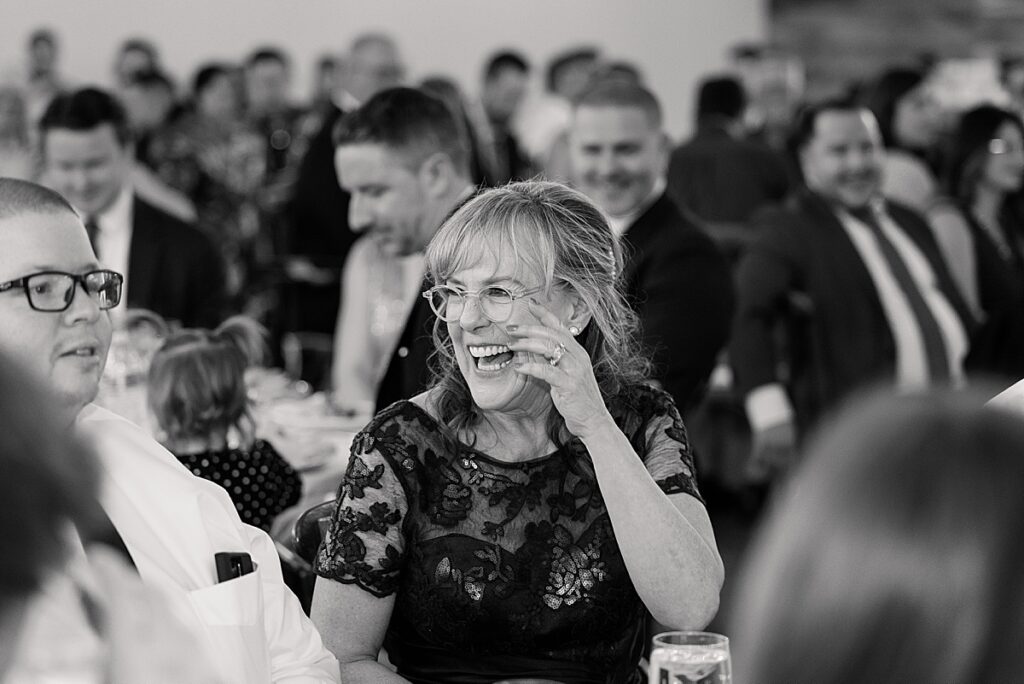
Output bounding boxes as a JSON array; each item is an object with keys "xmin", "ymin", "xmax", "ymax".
[{"xmin": 469, "ymin": 344, "xmax": 514, "ymax": 371}]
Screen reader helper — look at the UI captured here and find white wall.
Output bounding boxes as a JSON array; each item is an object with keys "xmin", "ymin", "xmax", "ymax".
[{"xmin": 0, "ymin": 0, "xmax": 766, "ymax": 140}]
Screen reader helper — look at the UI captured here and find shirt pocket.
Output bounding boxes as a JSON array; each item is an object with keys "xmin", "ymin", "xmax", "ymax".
[{"xmin": 187, "ymin": 569, "xmax": 271, "ymax": 684}]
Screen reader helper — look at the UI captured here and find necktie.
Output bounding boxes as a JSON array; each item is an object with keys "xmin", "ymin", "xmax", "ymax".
[
  {"xmin": 850, "ymin": 205, "xmax": 950, "ymax": 382},
  {"xmin": 84, "ymin": 216, "xmax": 101, "ymax": 260}
]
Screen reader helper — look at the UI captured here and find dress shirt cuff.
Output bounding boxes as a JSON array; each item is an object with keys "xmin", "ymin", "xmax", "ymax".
[{"xmin": 745, "ymin": 383, "xmax": 794, "ymax": 432}]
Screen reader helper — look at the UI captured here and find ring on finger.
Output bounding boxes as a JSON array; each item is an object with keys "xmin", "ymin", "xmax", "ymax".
[{"xmin": 549, "ymin": 342, "xmax": 567, "ymax": 366}]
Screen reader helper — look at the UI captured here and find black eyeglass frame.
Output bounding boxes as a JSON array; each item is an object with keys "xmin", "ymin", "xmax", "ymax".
[
  {"xmin": 0, "ymin": 269, "xmax": 124, "ymax": 312},
  {"xmin": 421, "ymin": 284, "xmax": 544, "ymax": 323}
]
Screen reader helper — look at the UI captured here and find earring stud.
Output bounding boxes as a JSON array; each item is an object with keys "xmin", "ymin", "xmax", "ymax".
[{"xmin": 569, "ymin": 325, "xmax": 580, "ymax": 336}]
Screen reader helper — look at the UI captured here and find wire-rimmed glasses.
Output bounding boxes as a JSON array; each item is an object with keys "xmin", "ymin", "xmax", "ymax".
[{"xmin": 422, "ymin": 284, "xmax": 543, "ymax": 323}]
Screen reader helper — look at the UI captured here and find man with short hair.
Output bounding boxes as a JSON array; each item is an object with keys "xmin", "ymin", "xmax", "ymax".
[
  {"xmin": 330, "ymin": 87, "xmax": 476, "ymax": 412},
  {"xmin": 284, "ymin": 35, "xmax": 406, "ymax": 378},
  {"xmin": 0, "ymin": 177, "xmax": 339, "ymax": 682},
  {"xmin": 667, "ymin": 75, "xmax": 790, "ymax": 233},
  {"xmin": 478, "ymin": 50, "xmax": 532, "ymax": 184},
  {"xmin": 730, "ymin": 100, "xmax": 974, "ymax": 478},
  {"xmin": 568, "ymin": 81, "xmax": 735, "ymax": 411},
  {"xmin": 39, "ymin": 87, "xmax": 226, "ymax": 328}
]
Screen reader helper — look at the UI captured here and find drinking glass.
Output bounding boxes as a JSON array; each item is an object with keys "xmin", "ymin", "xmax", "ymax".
[{"xmin": 649, "ymin": 631, "xmax": 731, "ymax": 684}]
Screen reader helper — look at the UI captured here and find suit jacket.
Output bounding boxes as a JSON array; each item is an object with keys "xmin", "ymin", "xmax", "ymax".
[
  {"xmin": 730, "ymin": 190, "xmax": 975, "ymax": 427},
  {"xmin": 620, "ymin": 193, "xmax": 735, "ymax": 411},
  {"xmin": 285, "ymin": 104, "xmax": 356, "ymax": 334},
  {"xmin": 375, "ymin": 283, "xmax": 435, "ymax": 412},
  {"xmin": 128, "ymin": 196, "xmax": 227, "ymax": 328},
  {"xmin": 666, "ymin": 122, "xmax": 791, "ymax": 224}
]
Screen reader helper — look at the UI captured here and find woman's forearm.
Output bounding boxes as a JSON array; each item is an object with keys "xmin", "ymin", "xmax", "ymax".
[
  {"xmin": 338, "ymin": 660, "xmax": 411, "ymax": 683},
  {"xmin": 581, "ymin": 417, "xmax": 724, "ymax": 629}
]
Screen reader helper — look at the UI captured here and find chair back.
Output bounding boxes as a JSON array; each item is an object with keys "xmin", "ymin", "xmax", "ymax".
[{"xmin": 293, "ymin": 499, "xmax": 337, "ymax": 565}]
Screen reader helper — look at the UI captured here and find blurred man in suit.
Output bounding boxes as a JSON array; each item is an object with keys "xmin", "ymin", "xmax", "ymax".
[
  {"xmin": 667, "ymin": 75, "xmax": 790, "ymax": 263},
  {"xmin": 568, "ymin": 81, "xmax": 734, "ymax": 411},
  {"xmin": 283, "ymin": 34, "xmax": 404, "ymax": 384},
  {"xmin": 39, "ymin": 87, "xmax": 226, "ymax": 328},
  {"xmin": 331, "ymin": 87, "xmax": 475, "ymax": 412},
  {"xmin": 477, "ymin": 50, "xmax": 532, "ymax": 185},
  {"xmin": 730, "ymin": 100, "xmax": 974, "ymax": 479}
]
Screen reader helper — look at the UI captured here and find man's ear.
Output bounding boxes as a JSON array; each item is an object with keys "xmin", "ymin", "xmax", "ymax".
[{"xmin": 418, "ymin": 151, "xmax": 453, "ymax": 199}]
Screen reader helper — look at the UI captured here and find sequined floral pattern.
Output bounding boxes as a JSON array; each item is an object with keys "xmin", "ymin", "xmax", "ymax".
[{"xmin": 314, "ymin": 383, "xmax": 702, "ymax": 682}]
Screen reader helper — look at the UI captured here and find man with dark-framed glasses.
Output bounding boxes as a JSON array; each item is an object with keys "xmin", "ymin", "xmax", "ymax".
[{"xmin": 0, "ymin": 178, "xmax": 340, "ymax": 681}]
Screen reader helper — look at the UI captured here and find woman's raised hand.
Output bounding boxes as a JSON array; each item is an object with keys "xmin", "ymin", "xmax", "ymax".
[{"xmin": 507, "ymin": 300, "xmax": 613, "ymax": 439}]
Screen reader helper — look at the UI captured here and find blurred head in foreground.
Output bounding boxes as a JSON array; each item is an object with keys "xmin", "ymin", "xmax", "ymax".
[
  {"xmin": 731, "ymin": 386, "xmax": 1024, "ymax": 683},
  {"xmin": 0, "ymin": 350, "xmax": 99, "ymax": 677}
]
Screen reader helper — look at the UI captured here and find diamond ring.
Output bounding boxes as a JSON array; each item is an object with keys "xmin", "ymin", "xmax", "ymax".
[{"xmin": 549, "ymin": 342, "xmax": 567, "ymax": 367}]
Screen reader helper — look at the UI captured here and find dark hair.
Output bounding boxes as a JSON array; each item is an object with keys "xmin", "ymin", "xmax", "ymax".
[
  {"xmin": 124, "ymin": 68, "xmax": 174, "ymax": 93},
  {"xmin": 789, "ymin": 97, "xmax": 865, "ymax": 154},
  {"xmin": 696, "ymin": 75, "xmax": 747, "ymax": 122},
  {"xmin": 0, "ymin": 351, "xmax": 100, "ymax": 607},
  {"xmin": 425, "ymin": 180, "xmax": 650, "ymax": 447},
  {"xmin": 332, "ymin": 86, "xmax": 470, "ymax": 176},
  {"xmin": 39, "ymin": 87, "xmax": 131, "ymax": 147},
  {"xmin": 546, "ymin": 47, "xmax": 599, "ymax": 93},
  {"xmin": 246, "ymin": 46, "xmax": 289, "ymax": 70},
  {"xmin": 28, "ymin": 29, "xmax": 56, "ymax": 50},
  {"xmin": 732, "ymin": 386, "xmax": 1024, "ymax": 683},
  {"xmin": 146, "ymin": 316, "xmax": 267, "ymax": 446},
  {"xmin": 592, "ymin": 60, "xmax": 644, "ymax": 87},
  {"xmin": 859, "ymin": 67, "xmax": 925, "ymax": 149},
  {"xmin": 484, "ymin": 50, "xmax": 530, "ymax": 81},
  {"xmin": 0, "ymin": 177, "xmax": 76, "ymax": 219},
  {"xmin": 192, "ymin": 63, "xmax": 233, "ymax": 99},
  {"xmin": 118, "ymin": 38, "xmax": 158, "ymax": 63},
  {"xmin": 573, "ymin": 80, "xmax": 662, "ymax": 128},
  {"xmin": 945, "ymin": 104, "xmax": 1024, "ymax": 205}
]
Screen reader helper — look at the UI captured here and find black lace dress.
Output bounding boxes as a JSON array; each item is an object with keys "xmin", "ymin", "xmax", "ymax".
[{"xmin": 314, "ymin": 384, "xmax": 703, "ymax": 684}]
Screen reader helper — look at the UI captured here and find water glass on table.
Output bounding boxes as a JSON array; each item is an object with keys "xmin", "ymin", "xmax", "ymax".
[{"xmin": 649, "ymin": 631, "xmax": 731, "ymax": 684}]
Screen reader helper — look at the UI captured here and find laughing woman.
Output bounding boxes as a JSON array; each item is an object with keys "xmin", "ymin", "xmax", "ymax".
[{"xmin": 310, "ymin": 181, "xmax": 723, "ymax": 684}]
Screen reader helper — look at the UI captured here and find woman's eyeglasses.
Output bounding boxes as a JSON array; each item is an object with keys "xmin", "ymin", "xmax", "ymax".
[
  {"xmin": 422, "ymin": 284, "xmax": 542, "ymax": 323},
  {"xmin": 0, "ymin": 269, "xmax": 124, "ymax": 312}
]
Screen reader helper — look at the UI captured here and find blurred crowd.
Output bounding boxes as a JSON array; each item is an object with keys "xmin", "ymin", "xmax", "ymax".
[{"xmin": 4, "ymin": 20, "xmax": 1024, "ymax": 683}]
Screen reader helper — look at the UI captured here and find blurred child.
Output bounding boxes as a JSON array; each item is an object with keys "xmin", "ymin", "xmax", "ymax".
[{"xmin": 146, "ymin": 316, "xmax": 301, "ymax": 531}]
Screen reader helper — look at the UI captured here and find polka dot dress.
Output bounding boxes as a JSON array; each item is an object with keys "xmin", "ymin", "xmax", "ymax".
[{"xmin": 175, "ymin": 439, "xmax": 302, "ymax": 532}]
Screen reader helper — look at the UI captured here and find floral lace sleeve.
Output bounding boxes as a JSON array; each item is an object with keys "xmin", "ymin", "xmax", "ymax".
[
  {"xmin": 313, "ymin": 430, "xmax": 408, "ymax": 598},
  {"xmin": 638, "ymin": 389, "xmax": 704, "ymax": 503}
]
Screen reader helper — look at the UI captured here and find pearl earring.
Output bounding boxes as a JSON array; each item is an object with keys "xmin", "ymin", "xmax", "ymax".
[{"xmin": 569, "ymin": 325, "xmax": 580, "ymax": 336}]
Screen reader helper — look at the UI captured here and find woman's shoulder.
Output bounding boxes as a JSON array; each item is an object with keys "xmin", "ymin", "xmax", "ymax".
[
  {"xmin": 358, "ymin": 392, "xmax": 443, "ymax": 441},
  {"xmin": 611, "ymin": 382, "xmax": 679, "ymax": 420}
]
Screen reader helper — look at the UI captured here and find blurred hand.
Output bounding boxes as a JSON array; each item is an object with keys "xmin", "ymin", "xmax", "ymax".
[
  {"xmin": 87, "ymin": 546, "xmax": 223, "ymax": 684},
  {"xmin": 284, "ymin": 257, "xmax": 336, "ymax": 285},
  {"xmin": 747, "ymin": 419, "xmax": 798, "ymax": 484}
]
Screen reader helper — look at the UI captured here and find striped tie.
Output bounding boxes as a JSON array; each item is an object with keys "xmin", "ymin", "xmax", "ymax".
[{"xmin": 850, "ymin": 205, "xmax": 950, "ymax": 382}]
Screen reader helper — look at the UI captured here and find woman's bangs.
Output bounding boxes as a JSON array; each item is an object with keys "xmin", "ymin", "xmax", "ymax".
[{"xmin": 429, "ymin": 203, "xmax": 554, "ymax": 288}]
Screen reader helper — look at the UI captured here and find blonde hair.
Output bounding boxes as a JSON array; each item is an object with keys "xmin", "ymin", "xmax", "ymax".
[
  {"xmin": 425, "ymin": 180, "xmax": 650, "ymax": 442},
  {"xmin": 146, "ymin": 315, "xmax": 267, "ymax": 446}
]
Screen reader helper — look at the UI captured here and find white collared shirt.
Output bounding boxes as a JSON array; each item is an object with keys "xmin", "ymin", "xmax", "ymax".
[
  {"xmin": 746, "ymin": 199, "xmax": 969, "ymax": 433},
  {"xmin": 838, "ymin": 201, "xmax": 968, "ymax": 390},
  {"xmin": 606, "ymin": 177, "xmax": 667, "ymax": 237},
  {"xmin": 87, "ymin": 185, "xmax": 133, "ymax": 325}
]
